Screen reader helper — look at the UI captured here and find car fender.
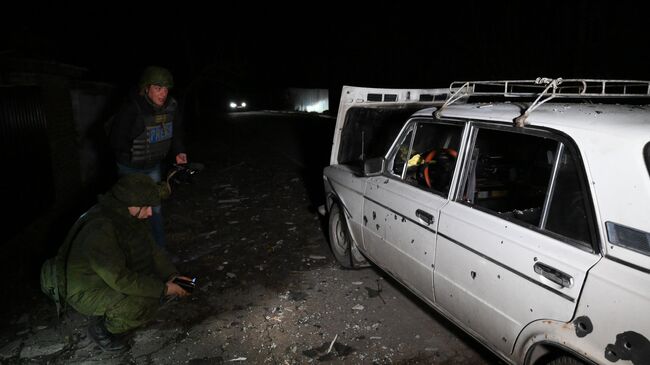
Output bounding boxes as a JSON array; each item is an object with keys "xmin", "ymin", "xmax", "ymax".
[
  {"xmin": 324, "ymin": 165, "xmax": 370, "ymax": 251},
  {"xmin": 514, "ymin": 318, "xmax": 604, "ymax": 364}
]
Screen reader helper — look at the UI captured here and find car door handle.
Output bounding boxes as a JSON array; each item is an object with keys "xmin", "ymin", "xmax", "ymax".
[
  {"xmin": 416, "ymin": 209, "xmax": 434, "ymax": 225},
  {"xmin": 534, "ymin": 262, "xmax": 573, "ymax": 288}
]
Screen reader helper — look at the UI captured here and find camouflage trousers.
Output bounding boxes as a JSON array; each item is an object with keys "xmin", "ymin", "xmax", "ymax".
[{"xmin": 67, "ymin": 288, "xmax": 159, "ymax": 334}]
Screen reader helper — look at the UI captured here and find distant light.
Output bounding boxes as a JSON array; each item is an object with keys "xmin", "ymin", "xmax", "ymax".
[
  {"xmin": 305, "ymin": 99, "xmax": 328, "ymax": 113},
  {"xmin": 230, "ymin": 102, "xmax": 237, "ymax": 108}
]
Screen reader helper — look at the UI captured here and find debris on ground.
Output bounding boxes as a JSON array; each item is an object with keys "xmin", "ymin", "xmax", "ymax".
[{"xmin": 0, "ymin": 113, "xmax": 500, "ymax": 364}]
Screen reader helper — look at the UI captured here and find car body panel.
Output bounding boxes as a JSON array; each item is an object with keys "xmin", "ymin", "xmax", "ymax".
[
  {"xmin": 512, "ymin": 256, "xmax": 650, "ymax": 364},
  {"xmin": 323, "ymin": 164, "xmax": 368, "ymax": 249},
  {"xmin": 436, "ymin": 200, "xmax": 600, "ymax": 355},
  {"xmin": 363, "ymin": 175, "xmax": 447, "ymax": 304}
]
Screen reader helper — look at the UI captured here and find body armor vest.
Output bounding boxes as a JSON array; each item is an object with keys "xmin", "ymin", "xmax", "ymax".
[{"xmin": 130, "ymin": 99, "xmax": 177, "ymax": 167}]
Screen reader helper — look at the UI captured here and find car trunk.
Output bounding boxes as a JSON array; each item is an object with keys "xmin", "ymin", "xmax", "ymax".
[{"xmin": 330, "ymin": 86, "xmax": 449, "ymax": 169}]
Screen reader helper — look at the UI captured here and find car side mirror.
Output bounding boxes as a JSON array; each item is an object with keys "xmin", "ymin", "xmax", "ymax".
[{"xmin": 363, "ymin": 157, "xmax": 385, "ymax": 176}]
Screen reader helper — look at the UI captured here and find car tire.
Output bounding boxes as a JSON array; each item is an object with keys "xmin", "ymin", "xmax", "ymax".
[
  {"xmin": 328, "ymin": 203, "xmax": 354, "ymax": 268},
  {"xmin": 545, "ymin": 355, "xmax": 586, "ymax": 365}
]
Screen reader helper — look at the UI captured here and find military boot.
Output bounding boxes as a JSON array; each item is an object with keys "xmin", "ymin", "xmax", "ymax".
[{"xmin": 87, "ymin": 317, "xmax": 128, "ymax": 352}]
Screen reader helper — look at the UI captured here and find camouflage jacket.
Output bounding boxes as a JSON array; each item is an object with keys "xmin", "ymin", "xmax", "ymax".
[{"xmin": 66, "ymin": 193, "xmax": 177, "ymax": 299}]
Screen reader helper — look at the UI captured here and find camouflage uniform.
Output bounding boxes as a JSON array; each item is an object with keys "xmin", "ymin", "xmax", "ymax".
[
  {"xmin": 65, "ymin": 174, "xmax": 177, "ymax": 334},
  {"xmin": 108, "ymin": 65, "xmax": 185, "ymax": 248}
]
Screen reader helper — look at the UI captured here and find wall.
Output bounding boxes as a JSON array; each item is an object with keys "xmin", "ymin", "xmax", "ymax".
[
  {"xmin": 286, "ymin": 88, "xmax": 329, "ymax": 113},
  {"xmin": 0, "ymin": 58, "xmax": 117, "ymax": 316}
]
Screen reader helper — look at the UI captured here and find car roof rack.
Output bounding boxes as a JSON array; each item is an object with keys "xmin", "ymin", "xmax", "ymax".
[{"xmin": 437, "ymin": 78, "xmax": 650, "ymax": 127}]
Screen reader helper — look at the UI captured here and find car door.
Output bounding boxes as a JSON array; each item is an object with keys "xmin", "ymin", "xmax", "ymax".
[
  {"xmin": 363, "ymin": 119, "xmax": 466, "ymax": 303},
  {"xmin": 434, "ymin": 122, "xmax": 601, "ymax": 356},
  {"xmin": 326, "ymin": 86, "xmax": 450, "ymax": 248}
]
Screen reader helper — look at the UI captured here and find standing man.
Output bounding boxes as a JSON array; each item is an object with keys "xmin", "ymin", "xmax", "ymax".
[
  {"xmin": 65, "ymin": 174, "xmax": 191, "ymax": 351},
  {"xmin": 109, "ymin": 66, "xmax": 188, "ymax": 248}
]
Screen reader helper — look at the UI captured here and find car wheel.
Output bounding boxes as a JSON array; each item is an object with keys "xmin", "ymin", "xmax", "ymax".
[
  {"xmin": 545, "ymin": 355, "xmax": 586, "ymax": 365},
  {"xmin": 328, "ymin": 203, "xmax": 354, "ymax": 268}
]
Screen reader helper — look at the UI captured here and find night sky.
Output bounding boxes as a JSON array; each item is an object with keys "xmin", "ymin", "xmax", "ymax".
[{"xmin": 3, "ymin": 1, "xmax": 650, "ymax": 93}]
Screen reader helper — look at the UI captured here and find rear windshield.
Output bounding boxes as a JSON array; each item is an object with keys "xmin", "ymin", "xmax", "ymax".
[{"xmin": 338, "ymin": 106, "xmax": 424, "ymax": 165}]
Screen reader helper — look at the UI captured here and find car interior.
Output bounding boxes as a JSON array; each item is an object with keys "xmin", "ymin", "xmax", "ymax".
[
  {"xmin": 401, "ymin": 122, "xmax": 463, "ymax": 196},
  {"xmin": 462, "ymin": 128, "xmax": 557, "ymax": 227}
]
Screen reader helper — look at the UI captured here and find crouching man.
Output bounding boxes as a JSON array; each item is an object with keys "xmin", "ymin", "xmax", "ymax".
[{"xmin": 65, "ymin": 173, "xmax": 191, "ymax": 351}]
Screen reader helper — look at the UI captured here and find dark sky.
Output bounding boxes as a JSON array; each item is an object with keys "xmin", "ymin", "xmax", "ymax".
[{"xmin": 3, "ymin": 1, "xmax": 649, "ymax": 90}]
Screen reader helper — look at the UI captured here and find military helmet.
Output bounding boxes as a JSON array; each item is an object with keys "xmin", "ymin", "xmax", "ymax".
[
  {"xmin": 111, "ymin": 173, "xmax": 162, "ymax": 207},
  {"xmin": 139, "ymin": 66, "xmax": 174, "ymax": 89}
]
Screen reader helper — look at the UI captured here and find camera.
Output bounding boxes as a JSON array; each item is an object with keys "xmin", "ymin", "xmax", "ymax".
[{"xmin": 172, "ymin": 277, "xmax": 196, "ymax": 293}]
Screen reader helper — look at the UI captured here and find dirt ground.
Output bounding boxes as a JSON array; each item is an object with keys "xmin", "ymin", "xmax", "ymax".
[{"xmin": 0, "ymin": 112, "xmax": 503, "ymax": 364}]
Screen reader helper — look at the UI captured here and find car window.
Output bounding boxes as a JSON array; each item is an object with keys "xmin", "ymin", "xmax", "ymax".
[
  {"xmin": 338, "ymin": 107, "xmax": 425, "ymax": 166},
  {"xmin": 400, "ymin": 122, "xmax": 463, "ymax": 197},
  {"xmin": 391, "ymin": 129, "xmax": 413, "ymax": 178},
  {"xmin": 544, "ymin": 146, "xmax": 593, "ymax": 244},
  {"xmin": 459, "ymin": 127, "xmax": 593, "ymax": 248}
]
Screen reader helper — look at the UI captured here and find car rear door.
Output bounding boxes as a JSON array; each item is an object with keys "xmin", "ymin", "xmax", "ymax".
[{"xmin": 434, "ymin": 122, "xmax": 601, "ymax": 356}]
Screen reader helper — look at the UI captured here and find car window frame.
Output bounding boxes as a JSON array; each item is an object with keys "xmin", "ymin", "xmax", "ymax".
[
  {"xmin": 386, "ymin": 121, "xmax": 416, "ymax": 179},
  {"xmin": 452, "ymin": 120, "xmax": 601, "ymax": 254},
  {"xmin": 384, "ymin": 117, "xmax": 467, "ymax": 198}
]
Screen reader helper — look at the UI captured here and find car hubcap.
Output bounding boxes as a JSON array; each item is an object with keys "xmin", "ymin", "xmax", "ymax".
[{"xmin": 334, "ymin": 215, "xmax": 348, "ymax": 253}]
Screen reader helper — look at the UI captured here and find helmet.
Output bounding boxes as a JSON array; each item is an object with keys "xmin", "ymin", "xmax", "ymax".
[
  {"xmin": 111, "ymin": 173, "xmax": 163, "ymax": 206},
  {"xmin": 139, "ymin": 66, "xmax": 174, "ymax": 89}
]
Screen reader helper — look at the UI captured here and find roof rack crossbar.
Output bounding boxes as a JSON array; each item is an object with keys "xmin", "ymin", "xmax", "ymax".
[
  {"xmin": 437, "ymin": 78, "xmax": 650, "ymax": 126},
  {"xmin": 447, "ymin": 79, "xmax": 650, "ymax": 99}
]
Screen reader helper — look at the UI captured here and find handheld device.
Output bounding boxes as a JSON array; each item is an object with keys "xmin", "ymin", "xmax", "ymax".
[{"xmin": 172, "ymin": 277, "xmax": 196, "ymax": 293}]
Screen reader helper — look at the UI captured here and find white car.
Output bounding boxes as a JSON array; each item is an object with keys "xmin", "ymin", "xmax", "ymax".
[{"xmin": 322, "ymin": 79, "xmax": 650, "ymax": 365}]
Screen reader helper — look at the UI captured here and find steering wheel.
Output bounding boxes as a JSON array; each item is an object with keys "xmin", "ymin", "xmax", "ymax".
[{"xmin": 423, "ymin": 148, "xmax": 458, "ymax": 189}]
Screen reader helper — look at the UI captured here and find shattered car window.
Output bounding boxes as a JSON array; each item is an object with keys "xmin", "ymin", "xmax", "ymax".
[
  {"xmin": 391, "ymin": 129, "xmax": 413, "ymax": 177},
  {"xmin": 338, "ymin": 107, "xmax": 426, "ymax": 166},
  {"xmin": 461, "ymin": 128, "xmax": 556, "ymax": 226},
  {"xmin": 460, "ymin": 127, "xmax": 593, "ymax": 248}
]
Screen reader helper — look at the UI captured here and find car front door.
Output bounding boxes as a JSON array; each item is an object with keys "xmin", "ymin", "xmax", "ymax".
[
  {"xmin": 363, "ymin": 119, "xmax": 466, "ymax": 303},
  {"xmin": 434, "ymin": 123, "xmax": 601, "ymax": 356}
]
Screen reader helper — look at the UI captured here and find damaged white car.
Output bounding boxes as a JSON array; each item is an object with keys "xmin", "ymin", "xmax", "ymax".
[{"xmin": 322, "ymin": 79, "xmax": 650, "ymax": 365}]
